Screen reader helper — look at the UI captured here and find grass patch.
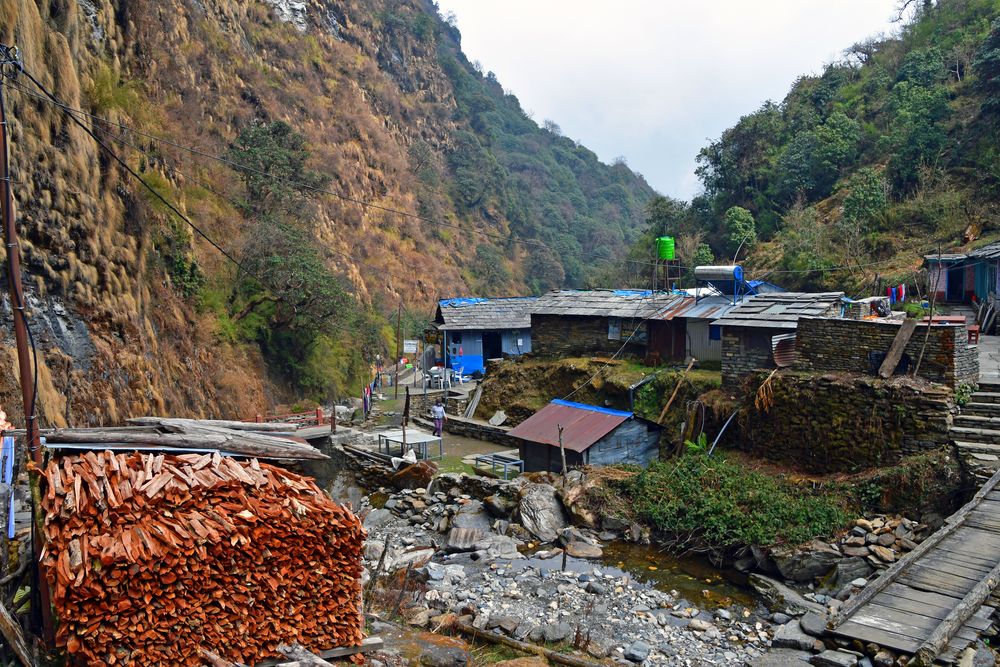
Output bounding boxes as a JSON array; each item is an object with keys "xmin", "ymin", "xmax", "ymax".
[
  {"xmin": 436, "ymin": 455, "xmax": 478, "ymax": 476},
  {"xmin": 612, "ymin": 453, "xmax": 852, "ymax": 553}
]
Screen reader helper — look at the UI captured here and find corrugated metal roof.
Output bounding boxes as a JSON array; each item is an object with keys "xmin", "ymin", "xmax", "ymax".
[
  {"xmin": 435, "ymin": 296, "xmax": 538, "ymax": 331},
  {"xmin": 530, "ymin": 290, "xmax": 687, "ymax": 319},
  {"xmin": 969, "ymin": 241, "xmax": 1000, "ymax": 260},
  {"xmin": 711, "ymin": 292, "xmax": 845, "ymax": 329},
  {"xmin": 924, "ymin": 253, "xmax": 969, "ymax": 262},
  {"xmin": 653, "ymin": 296, "xmax": 740, "ymax": 321},
  {"xmin": 508, "ymin": 399, "xmax": 631, "ymax": 452}
]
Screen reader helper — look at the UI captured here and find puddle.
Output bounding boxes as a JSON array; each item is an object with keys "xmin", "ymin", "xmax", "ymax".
[{"xmin": 506, "ymin": 541, "xmax": 756, "ymax": 609}]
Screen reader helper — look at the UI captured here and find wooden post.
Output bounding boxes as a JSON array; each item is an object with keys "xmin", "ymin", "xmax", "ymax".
[
  {"xmin": 914, "ymin": 248, "xmax": 941, "ymax": 377},
  {"xmin": 315, "ymin": 407, "xmax": 323, "ymax": 427},
  {"xmin": 557, "ymin": 424, "xmax": 567, "ymax": 484},
  {"xmin": 0, "ymin": 56, "xmax": 54, "ymax": 647},
  {"xmin": 330, "ymin": 406, "xmax": 336, "ymax": 434},
  {"xmin": 657, "ymin": 358, "xmax": 696, "ymax": 425},
  {"xmin": 0, "ymin": 598, "xmax": 34, "ymax": 666},
  {"xmin": 394, "ymin": 303, "xmax": 402, "ymax": 400}
]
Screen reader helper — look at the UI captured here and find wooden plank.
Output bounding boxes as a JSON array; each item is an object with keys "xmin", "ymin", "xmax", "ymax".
[
  {"xmin": 930, "ymin": 546, "xmax": 999, "ymax": 569},
  {"xmin": 0, "ymin": 598, "xmax": 34, "ymax": 666},
  {"xmin": 255, "ymin": 638, "xmax": 383, "ymax": 666},
  {"xmin": 910, "ymin": 559, "xmax": 1000, "ymax": 665},
  {"xmin": 834, "ymin": 619, "xmax": 921, "ymax": 653},
  {"xmin": 850, "ymin": 607, "xmax": 939, "ymax": 636},
  {"xmin": 833, "ymin": 467, "xmax": 1000, "ymax": 627},
  {"xmin": 872, "ymin": 594, "xmax": 962, "ymax": 621},
  {"xmin": 883, "ymin": 582, "xmax": 964, "ymax": 606},
  {"xmin": 879, "ymin": 318, "xmax": 918, "ymax": 377},
  {"xmin": 907, "ymin": 561, "xmax": 990, "ymax": 584},
  {"xmin": 901, "ymin": 571, "xmax": 975, "ymax": 599}
]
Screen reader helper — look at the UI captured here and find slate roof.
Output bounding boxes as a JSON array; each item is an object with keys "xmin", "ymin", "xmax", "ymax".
[
  {"xmin": 711, "ymin": 292, "xmax": 845, "ymax": 330},
  {"xmin": 530, "ymin": 290, "xmax": 687, "ymax": 319},
  {"xmin": 923, "ymin": 241, "xmax": 1000, "ymax": 263},
  {"xmin": 970, "ymin": 241, "xmax": 1000, "ymax": 261},
  {"xmin": 435, "ymin": 297, "xmax": 537, "ymax": 331},
  {"xmin": 508, "ymin": 400, "xmax": 634, "ymax": 453},
  {"xmin": 652, "ymin": 295, "xmax": 740, "ymax": 321}
]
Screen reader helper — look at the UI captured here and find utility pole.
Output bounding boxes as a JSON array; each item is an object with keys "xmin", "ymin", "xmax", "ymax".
[
  {"xmin": 394, "ymin": 303, "xmax": 402, "ymax": 400},
  {"xmin": 0, "ymin": 45, "xmax": 55, "ymax": 646}
]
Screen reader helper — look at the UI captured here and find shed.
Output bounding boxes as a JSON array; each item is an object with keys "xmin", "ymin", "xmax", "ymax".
[
  {"xmin": 434, "ymin": 297, "xmax": 537, "ymax": 375},
  {"xmin": 924, "ymin": 241, "xmax": 1000, "ymax": 304},
  {"xmin": 508, "ymin": 399, "xmax": 663, "ymax": 473},
  {"xmin": 529, "ymin": 290, "xmax": 686, "ymax": 359},
  {"xmin": 711, "ymin": 292, "xmax": 844, "ymax": 387}
]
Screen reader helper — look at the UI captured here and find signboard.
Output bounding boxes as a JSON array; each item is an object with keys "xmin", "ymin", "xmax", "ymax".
[{"xmin": 403, "ymin": 339, "xmax": 419, "ymax": 354}]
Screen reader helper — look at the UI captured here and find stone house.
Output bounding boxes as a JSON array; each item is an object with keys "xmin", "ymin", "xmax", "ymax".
[
  {"xmin": 508, "ymin": 399, "xmax": 663, "ymax": 473},
  {"xmin": 712, "ymin": 292, "xmax": 845, "ymax": 387},
  {"xmin": 792, "ymin": 316, "xmax": 979, "ymax": 387},
  {"xmin": 529, "ymin": 290, "xmax": 684, "ymax": 359},
  {"xmin": 433, "ymin": 297, "xmax": 537, "ymax": 375}
]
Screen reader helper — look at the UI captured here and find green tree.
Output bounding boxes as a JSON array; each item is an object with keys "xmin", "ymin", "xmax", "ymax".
[
  {"xmin": 842, "ymin": 167, "xmax": 890, "ymax": 228},
  {"xmin": 974, "ymin": 17, "xmax": 1000, "ymax": 115},
  {"xmin": 525, "ymin": 244, "xmax": 565, "ymax": 293},
  {"xmin": 724, "ymin": 206, "xmax": 757, "ymax": 253},
  {"xmin": 226, "ymin": 120, "xmax": 330, "ymax": 215},
  {"xmin": 885, "ymin": 81, "xmax": 950, "ymax": 190},
  {"xmin": 474, "ymin": 244, "xmax": 511, "ymax": 293}
]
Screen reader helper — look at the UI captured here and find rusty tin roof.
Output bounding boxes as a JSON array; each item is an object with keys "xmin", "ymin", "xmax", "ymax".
[{"xmin": 508, "ymin": 399, "xmax": 633, "ymax": 452}]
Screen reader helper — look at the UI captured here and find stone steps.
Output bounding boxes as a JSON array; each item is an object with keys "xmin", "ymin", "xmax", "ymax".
[
  {"xmin": 969, "ymin": 391, "xmax": 1000, "ymax": 404},
  {"xmin": 961, "ymin": 402, "xmax": 1000, "ymax": 417},
  {"xmin": 949, "ymin": 426, "xmax": 1000, "ymax": 444},
  {"xmin": 977, "ymin": 382, "xmax": 1000, "ymax": 393},
  {"xmin": 954, "ymin": 414, "xmax": 1000, "ymax": 428}
]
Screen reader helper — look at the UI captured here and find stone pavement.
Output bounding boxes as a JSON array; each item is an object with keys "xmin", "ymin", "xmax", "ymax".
[{"xmin": 979, "ymin": 335, "xmax": 1000, "ymax": 384}]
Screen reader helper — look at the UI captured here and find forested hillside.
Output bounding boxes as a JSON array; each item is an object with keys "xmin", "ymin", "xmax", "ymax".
[
  {"xmin": 624, "ymin": 0, "xmax": 1000, "ymax": 293},
  {"xmin": 0, "ymin": 0, "xmax": 654, "ymax": 416}
]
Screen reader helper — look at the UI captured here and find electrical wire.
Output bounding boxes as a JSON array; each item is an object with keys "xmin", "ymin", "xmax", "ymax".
[
  {"xmin": 1, "ymin": 75, "xmax": 669, "ymax": 272},
  {"xmin": 8, "ymin": 65, "xmax": 385, "ymax": 338}
]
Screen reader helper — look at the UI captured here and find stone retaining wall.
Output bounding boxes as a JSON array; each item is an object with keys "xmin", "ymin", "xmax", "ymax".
[
  {"xmin": 532, "ymin": 314, "xmax": 646, "ymax": 359},
  {"xmin": 738, "ymin": 371, "xmax": 955, "ymax": 473},
  {"xmin": 721, "ymin": 327, "xmax": 784, "ymax": 389},
  {"xmin": 413, "ymin": 415, "xmax": 520, "ymax": 448},
  {"xmin": 793, "ymin": 317, "xmax": 978, "ymax": 387}
]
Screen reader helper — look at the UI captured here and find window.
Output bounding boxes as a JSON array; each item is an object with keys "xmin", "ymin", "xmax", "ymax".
[
  {"xmin": 608, "ymin": 318, "xmax": 622, "ymax": 341},
  {"xmin": 709, "ymin": 325, "xmax": 721, "ymax": 341},
  {"xmin": 451, "ymin": 332, "xmax": 462, "ymax": 344}
]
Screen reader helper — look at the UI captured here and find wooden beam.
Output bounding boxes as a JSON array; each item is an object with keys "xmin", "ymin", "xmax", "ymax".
[
  {"xmin": 908, "ymin": 562, "xmax": 1000, "ymax": 666},
  {"xmin": 657, "ymin": 358, "xmax": 696, "ymax": 425},
  {"xmin": 833, "ymin": 467, "xmax": 1000, "ymax": 627},
  {"xmin": 0, "ymin": 598, "xmax": 34, "ymax": 666},
  {"xmin": 254, "ymin": 638, "xmax": 383, "ymax": 666},
  {"xmin": 879, "ymin": 318, "xmax": 918, "ymax": 378},
  {"xmin": 128, "ymin": 417, "xmax": 295, "ymax": 433}
]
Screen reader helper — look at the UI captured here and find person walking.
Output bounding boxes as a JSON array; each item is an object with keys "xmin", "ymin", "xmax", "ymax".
[{"xmin": 431, "ymin": 399, "xmax": 446, "ymax": 437}]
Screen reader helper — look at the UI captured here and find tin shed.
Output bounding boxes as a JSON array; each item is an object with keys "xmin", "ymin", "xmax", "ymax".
[{"xmin": 509, "ymin": 399, "xmax": 662, "ymax": 473}]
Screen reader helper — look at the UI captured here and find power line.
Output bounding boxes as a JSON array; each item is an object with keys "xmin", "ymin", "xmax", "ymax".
[
  {"xmin": 2, "ymin": 74, "xmax": 665, "ymax": 271},
  {"xmin": 8, "ymin": 64, "xmax": 384, "ymax": 338}
]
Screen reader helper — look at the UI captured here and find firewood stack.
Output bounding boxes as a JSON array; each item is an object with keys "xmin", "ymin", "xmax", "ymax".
[{"xmin": 39, "ymin": 450, "xmax": 365, "ymax": 666}]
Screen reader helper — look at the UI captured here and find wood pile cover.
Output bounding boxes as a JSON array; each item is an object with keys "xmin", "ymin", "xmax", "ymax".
[{"xmin": 39, "ymin": 451, "xmax": 365, "ymax": 666}]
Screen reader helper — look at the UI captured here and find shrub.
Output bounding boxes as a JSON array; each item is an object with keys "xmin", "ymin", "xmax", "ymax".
[{"xmin": 614, "ymin": 454, "xmax": 851, "ymax": 553}]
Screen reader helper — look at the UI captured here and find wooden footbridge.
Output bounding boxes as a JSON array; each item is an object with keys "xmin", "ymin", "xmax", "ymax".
[{"xmin": 830, "ymin": 468, "xmax": 1000, "ymax": 664}]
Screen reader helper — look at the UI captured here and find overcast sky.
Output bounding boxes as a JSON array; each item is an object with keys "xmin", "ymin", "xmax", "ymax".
[{"xmin": 435, "ymin": 0, "xmax": 902, "ymax": 201}]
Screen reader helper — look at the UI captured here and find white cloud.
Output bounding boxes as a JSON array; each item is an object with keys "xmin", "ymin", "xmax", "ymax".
[{"xmin": 435, "ymin": 0, "xmax": 900, "ymax": 200}]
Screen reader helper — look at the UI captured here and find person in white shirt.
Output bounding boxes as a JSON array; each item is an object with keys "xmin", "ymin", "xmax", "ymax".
[{"xmin": 431, "ymin": 399, "xmax": 446, "ymax": 436}]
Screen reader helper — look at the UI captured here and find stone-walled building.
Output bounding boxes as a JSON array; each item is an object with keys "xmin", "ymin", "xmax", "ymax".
[
  {"xmin": 529, "ymin": 290, "xmax": 684, "ymax": 359},
  {"xmin": 712, "ymin": 292, "xmax": 844, "ymax": 387},
  {"xmin": 793, "ymin": 316, "xmax": 979, "ymax": 387}
]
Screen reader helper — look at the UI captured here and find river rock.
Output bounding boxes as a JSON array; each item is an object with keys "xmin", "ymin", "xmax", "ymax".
[
  {"xmin": 624, "ymin": 640, "xmax": 651, "ymax": 663},
  {"xmin": 446, "ymin": 527, "xmax": 486, "ymax": 552},
  {"xmin": 363, "ymin": 508, "xmax": 394, "ymax": 529},
  {"xmin": 749, "ymin": 574, "xmax": 825, "ymax": 616},
  {"xmin": 483, "ymin": 495, "xmax": 512, "ymax": 518},
  {"xmin": 772, "ymin": 621, "xmax": 818, "ymax": 651},
  {"xmin": 517, "ymin": 483, "xmax": 568, "ymax": 543},
  {"xmin": 451, "ymin": 501, "xmax": 493, "ymax": 532},
  {"xmin": 543, "ymin": 621, "xmax": 572, "ymax": 643},
  {"xmin": 772, "ymin": 540, "xmax": 844, "ymax": 582},
  {"xmin": 798, "ymin": 611, "xmax": 828, "ymax": 638},
  {"xmin": 563, "ymin": 541, "xmax": 602, "ymax": 558},
  {"xmin": 871, "ymin": 545, "xmax": 895, "ymax": 563},
  {"xmin": 473, "ymin": 534, "xmax": 522, "ymax": 560},
  {"xmin": 810, "ymin": 650, "xmax": 858, "ymax": 667},
  {"xmin": 821, "ymin": 558, "xmax": 874, "ymax": 594},
  {"xmin": 748, "ymin": 649, "xmax": 814, "ymax": 666},
  {"xmin": 419, "ymin": 646, "xmax": 468, "ymax": 667}
]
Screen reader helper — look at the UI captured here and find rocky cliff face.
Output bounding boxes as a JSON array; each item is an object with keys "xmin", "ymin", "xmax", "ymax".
[{"xmin": 0, "ymin": 0, "xmax": 653, "ymax": 424}]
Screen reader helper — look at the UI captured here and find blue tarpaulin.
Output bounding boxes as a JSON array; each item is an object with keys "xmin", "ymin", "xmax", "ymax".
[
  {"xmin": 439, "ymin": 298, "xmax": 489, "ymax": 307},
  {"xmin": 550, "ymin": 399, "xmax": 633, "ymax": 418},
  {"xmin": 611, "ymin": 290, "xmax": 653, "ymax": 297},
  {"xmin": 2, "ymin": 436, "xmax": 13, "ymax": 539}
]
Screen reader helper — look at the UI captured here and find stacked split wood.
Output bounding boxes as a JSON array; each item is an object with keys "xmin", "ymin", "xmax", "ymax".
[{"xmin": 39, "ymin": 451, "xmax": 364, "ymax": 666}]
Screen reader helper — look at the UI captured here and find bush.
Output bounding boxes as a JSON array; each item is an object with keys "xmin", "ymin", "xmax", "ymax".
[{"xmin": 614, "ymin": 454, "xmax": 851, "ymax": 553}]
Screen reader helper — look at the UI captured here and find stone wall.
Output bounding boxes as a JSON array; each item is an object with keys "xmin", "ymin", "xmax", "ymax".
[
  {"xmin": 532, "ymin": 314, "xmax": 646, "ymax": 359},
  {"xmin": 413, "ymin": 415, "xmax": 520, "ymax": 448},
  {"xmin": 793, "ymin": 317, "xmax": 979, "ymax": 387},
  {"xmin": 738, "ymin": 371, "xmax": 955, "ymax": 473},
  {"xmin": 721, "ymin": 327, "xmax": 785, "ymax": 389}
]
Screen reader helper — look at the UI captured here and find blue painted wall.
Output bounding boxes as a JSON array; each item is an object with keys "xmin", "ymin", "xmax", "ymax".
[{"xmin": 445, "ymin": 328, "xmax": 532, "ymax": 374}]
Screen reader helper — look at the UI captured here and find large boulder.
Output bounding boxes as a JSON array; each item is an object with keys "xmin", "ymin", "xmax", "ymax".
[
  {"xmin": 749, "ymin": 574, "xmax": 825, "ymax": 617},
  {"xmin": 390, "ymin": 461, "xmax": 438, "ymax": 490},
  {"xmin": 450, "ymin": 500, "xmax": 493, "ymax": 532},
  {"xmin": 559, "ymin": 479, "xmax": 599, "ymax": 529},
  {"xmin": 517, "ymin": 483, "xmax": 568, "ymax": 543},
  {"xmin": 772, "ymin": 540, "xmax": 844, "ymax": 582}
]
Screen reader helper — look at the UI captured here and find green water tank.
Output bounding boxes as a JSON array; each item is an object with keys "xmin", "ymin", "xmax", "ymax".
[{"xmin": 656, "ymin": 236, "xmax": 675, "ymax": 260}]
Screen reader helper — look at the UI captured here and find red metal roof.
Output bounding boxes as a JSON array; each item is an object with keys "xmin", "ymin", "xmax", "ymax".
[{"xmin": 508, "ymin": 400, "xmax": 631, "ymax": 453}]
